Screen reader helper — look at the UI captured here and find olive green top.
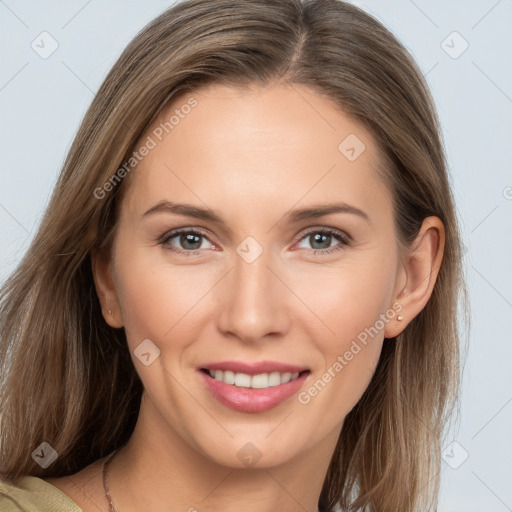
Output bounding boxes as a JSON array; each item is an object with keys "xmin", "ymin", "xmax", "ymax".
[
  {"xmin": 0, "ymin": 475, "xmax": 330, "ymax": 511},
  {"xmin": 0, "ymin": 476, "xmax": 82, "ymax": 511}
]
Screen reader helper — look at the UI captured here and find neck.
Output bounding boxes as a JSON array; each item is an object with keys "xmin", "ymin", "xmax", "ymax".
[{"xmin": 108, "ymin": 392, "xmax": 337, "ymax": 512}]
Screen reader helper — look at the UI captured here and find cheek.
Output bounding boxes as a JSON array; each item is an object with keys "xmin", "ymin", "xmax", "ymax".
[
  {"xmin": 296, "ymin": 281, "xmax": 387, "ymax": 426},
  {"xmin": 289, "ymin": 254, "xmax": 396, "ymax": 349},
  {"xmin": 113, "ymin": 247, "xmax": 218, "ymax": 354},
  {"xmin": 291, "ymin": 255, "xmax": 395, "ymax": 416}
]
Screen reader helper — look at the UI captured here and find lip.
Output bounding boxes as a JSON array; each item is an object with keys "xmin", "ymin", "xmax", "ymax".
[{"xmin": 197, "ymin": 361, "xmax": 310, "ymax": 413}]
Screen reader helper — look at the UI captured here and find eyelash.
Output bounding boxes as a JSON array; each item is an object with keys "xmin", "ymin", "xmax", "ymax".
[{"xmin": 158, "ymin": 227, "xmax": 352, "ymax": 257}]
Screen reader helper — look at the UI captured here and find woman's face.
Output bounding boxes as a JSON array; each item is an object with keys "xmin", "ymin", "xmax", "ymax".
[{"xmin": 100, "ymin": 83, "xmax": 407, "ymax": 468}]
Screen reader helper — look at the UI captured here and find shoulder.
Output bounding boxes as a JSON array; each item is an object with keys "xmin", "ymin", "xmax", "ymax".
[{"xmin": 0, "ymin": 475, "xmax": 83, "ymax": 512}]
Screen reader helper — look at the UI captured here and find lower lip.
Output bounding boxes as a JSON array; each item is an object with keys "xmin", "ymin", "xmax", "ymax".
[{"xmin": 199, "ymin": 370, "xmax": 309, "ymax": 413}]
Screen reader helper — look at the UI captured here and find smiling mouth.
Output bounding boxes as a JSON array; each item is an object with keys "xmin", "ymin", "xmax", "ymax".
[{"xmin": 200, "ymin": 368, "xmax": 310, "ymax": 389}]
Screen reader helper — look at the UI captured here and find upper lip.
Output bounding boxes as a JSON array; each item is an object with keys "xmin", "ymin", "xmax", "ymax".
[{"xmin": 200, "ymin": 360, "xmax": 310, "ymax": 376}]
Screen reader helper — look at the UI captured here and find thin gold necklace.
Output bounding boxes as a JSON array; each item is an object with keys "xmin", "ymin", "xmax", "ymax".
[
  {"xmin": 102, "ymin": 448, "xmax": 322, "ymax": 512},
  {"xmin": 102, "ymin": 449, "xmax": 119, "ymax": 512}
]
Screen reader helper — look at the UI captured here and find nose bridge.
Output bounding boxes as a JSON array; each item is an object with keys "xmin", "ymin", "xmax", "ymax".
[{"xmin": 217, "ymin": 236, "xmax": 289, "ymax": 342}]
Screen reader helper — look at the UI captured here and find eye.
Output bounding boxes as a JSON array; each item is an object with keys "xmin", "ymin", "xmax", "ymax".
[
  {"xmin": 159, "ymin": 226, "xmax": 352, "ymax": 257},
  {"xmin": 295, "ymin": 228, "xmax": 351, "ymax": 255},
  {"xmin": 160, "ymin": 228, "xmax": 215, "ymax": 256}
]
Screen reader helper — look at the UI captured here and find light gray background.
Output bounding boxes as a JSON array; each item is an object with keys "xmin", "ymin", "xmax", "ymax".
[{"xmin": 1, "ymin": 1, "xmax": 511, "ymax": 510}]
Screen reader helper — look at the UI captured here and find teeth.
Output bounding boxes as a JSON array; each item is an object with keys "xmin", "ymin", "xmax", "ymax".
[
  {"xmin": 234, "ymin": 373, "xmax": 251, "ymax": 388},
  {"xmin": 281, "ymin": 372, "xmax": 292, "ymax": 384},
  {"xmin": 223, "ymin": 370, "xmax": 235, "ymax": 385},
  {"xmin": 268, "ymin": 372, "xmax": 281, "ymax": 386},
  {"xmin": 207, "ymin": 370, "xmax": 303, "ymax": 389},
  {"xmin": 251, "ymin": 373, "xmax": 268, "ymax": 389}
]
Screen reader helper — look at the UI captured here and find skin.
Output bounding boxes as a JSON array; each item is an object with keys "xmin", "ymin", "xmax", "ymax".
[{"xmin": 44, "ymin": 83, "xmax": 444, "ymax": 512}]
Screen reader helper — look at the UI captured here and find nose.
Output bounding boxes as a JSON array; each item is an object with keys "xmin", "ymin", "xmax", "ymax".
[{"xmin": 216, "ymin": 245, "xmax": 291, "ymax": 344}]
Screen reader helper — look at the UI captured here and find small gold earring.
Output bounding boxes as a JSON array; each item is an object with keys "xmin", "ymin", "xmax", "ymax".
[
  {"xmin": 108, "ymin": 309, "xmax": 112, "ymax": 315},
  {"xmin": 397, "ymin": 315, "xmax": 403, "ymax": 321}
]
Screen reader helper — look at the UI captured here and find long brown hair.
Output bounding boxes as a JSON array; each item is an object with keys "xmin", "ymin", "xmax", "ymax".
[{"xmin": 0, "ymin": 1, "xmax": 467, "ymax": 510}]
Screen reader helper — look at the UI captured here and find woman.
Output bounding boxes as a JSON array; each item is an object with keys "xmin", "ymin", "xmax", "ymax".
[{"xmin": 0, "ymin": 0, "xmax": 466, "ymax": 510}]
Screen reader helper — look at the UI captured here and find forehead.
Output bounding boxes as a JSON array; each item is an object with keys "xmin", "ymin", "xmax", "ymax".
[{"xmin": 121, "ymin": 83, "xmax": 392, "ymax": 224}]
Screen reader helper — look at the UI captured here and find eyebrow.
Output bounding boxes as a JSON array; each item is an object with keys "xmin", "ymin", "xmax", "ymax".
[{"xmin": 142, "ymin": 200, "xmax": 370, "ymax": 227}]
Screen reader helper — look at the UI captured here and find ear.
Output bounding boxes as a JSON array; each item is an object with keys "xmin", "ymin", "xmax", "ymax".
[
  {"xmin": 385, "ymin": 216, "xmax": 445, "ymax": 338},
  {"xmin": 91, "ymin": 246, "xmax": 124, "ymax": 328}
]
